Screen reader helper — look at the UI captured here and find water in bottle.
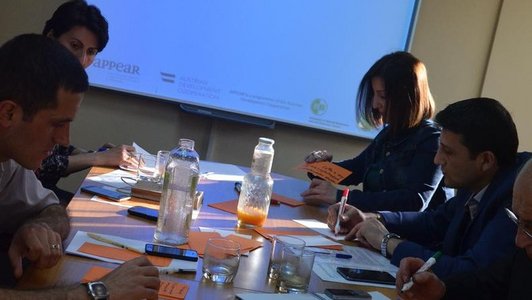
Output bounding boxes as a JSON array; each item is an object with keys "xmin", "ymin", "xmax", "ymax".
[
  {"xmin": 154, "ymin": 138, "xmax": 200, "ymax": 245},
  {"xmin": 237, "ymin": 137, "xmax": 275, "ymax": 227}
]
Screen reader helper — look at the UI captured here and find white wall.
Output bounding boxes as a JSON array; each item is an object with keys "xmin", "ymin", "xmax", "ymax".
[{"xmin": 1, "ymin": 0, "xmax": 528, "ymax": 194}]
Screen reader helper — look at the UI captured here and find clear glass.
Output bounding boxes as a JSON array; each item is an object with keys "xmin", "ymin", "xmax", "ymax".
[
  {"xmin": 155, "ymin": 150, "xmax": 170, "ymax": 183},
  {"xmin": 202, "ymin": 238, "xmax": 241, "ymax": 284},
  {"xmin": 136, "ymin": 153, "xmax": 158, "ymax": 182},
  {"xmin": 237, "ymin": 137, "xmax": 275, "ymax": 227},
  {"xmin": 277, "ymin": 249, "xmax": 315, "ymax": 293},
  {"xmin": 268, "ymin": 235, "xmax": 306, "ymax": 280},
  {"xmin": 154, "ymin": 139, "xmax": 200, "ymax": 245}
]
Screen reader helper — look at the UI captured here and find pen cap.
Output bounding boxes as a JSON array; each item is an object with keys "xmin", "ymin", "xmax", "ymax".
[{"xmin": 342, "ymin": 188, "xmax": 349, "ymax": 198}]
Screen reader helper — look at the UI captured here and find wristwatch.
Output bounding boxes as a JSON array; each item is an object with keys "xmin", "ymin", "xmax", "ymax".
[
  {"xmin": 85, "ymin": 281, "xmax": 109, "ymax": 300},
  {"xmin": 380, "ymin": 233, "xmax": 400, "ymax": 258}
]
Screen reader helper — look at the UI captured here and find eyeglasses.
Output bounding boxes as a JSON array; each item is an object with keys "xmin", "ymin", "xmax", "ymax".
[{"xmin": 505, "ymin": 208, "xmax": 532, "ymax": 239}]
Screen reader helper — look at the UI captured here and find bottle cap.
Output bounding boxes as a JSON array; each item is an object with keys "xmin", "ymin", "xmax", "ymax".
[{"xmin": 258, "ymin": 137, "xmax": 275, "ymax": 145}]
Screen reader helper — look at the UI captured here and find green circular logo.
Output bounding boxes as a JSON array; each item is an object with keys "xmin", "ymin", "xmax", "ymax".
[{"xmin": 311, "ymin": 98, "xmax": 328, "ymax": 115}]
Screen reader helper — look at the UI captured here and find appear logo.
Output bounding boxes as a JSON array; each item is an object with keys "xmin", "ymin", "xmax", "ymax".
[
  {"xmin": 310, "ymin": 98, "xmax": 328, "ymax": 115},
  {"xmin": 92, "ymin": 58, "xmax": 140, "ymax": 75}
]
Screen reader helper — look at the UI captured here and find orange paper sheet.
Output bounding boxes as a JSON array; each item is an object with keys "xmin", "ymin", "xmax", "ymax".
[
  {"xmin": 297, "ymin": 161, "xmax": 352, "ymax": 184},
  {"xmin": 208, "ymin": 199, "xmax": 238, "ymax": 214},
  {"xmin": 208, "ymin": 195, "xmax": 303, "ymax": 215},
  {"xmin": 78, "ymin": 242, "xmax": 171, "ymax": 267},
  {"xmin": 271, "ymin": 192, "xmax": 304, "ymax": 207},
  {"xmin": 82, "ymin": 266, "xmax": 188, "ymax": 300},
  {"xmin": 177, "ymin": 231, "xmax": 262, "ymax": 255}
]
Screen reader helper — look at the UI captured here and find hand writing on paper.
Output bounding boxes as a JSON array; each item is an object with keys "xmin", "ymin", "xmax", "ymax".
[
  {"xmin": 396, "ymin": 257, "xmax": 446, "ymax": 300},
  {"xmin": 100, "ymin": 256, "xmax": 160, "ymax": 300},
  {"xmin": 327, "ymin": 203, "xmax": 365, "ymax": 235}
]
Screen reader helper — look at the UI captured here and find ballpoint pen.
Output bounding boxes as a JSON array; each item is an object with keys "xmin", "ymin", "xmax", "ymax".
[
  {"xmin": 401, "ymin": 251, "xmax": 443, "ymax": 292},
  {"xmin": 87, "ymin": 232, "xmax": 145, "ymax": 254},
  {"xmin": 334, "ymin": 188, "xmax": 350, "ymax": 236}
]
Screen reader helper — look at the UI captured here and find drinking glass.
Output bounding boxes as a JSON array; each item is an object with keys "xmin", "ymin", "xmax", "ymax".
[
  {"xmin": 136, "ymin": 153, "xmax": 158, "ymax": 182},
  {"xmin": 202, "ymin": 238, "xmax": 241, "ymax": 284},
  {"xmin": 268, "ymin": 235, "xmax": 306, "ymax": 280},
  {"xmin": 155, "ymin": 150, "xmax": 170, "ymax": 183},
  {"xmin": 277, "ymin": 249, "xmax": 315, "ymax": 293}
]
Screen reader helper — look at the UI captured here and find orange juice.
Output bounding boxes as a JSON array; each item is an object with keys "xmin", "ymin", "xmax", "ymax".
[{"xmin": 237, "ymin": 207, "xmax": 267, "ymax": 227}]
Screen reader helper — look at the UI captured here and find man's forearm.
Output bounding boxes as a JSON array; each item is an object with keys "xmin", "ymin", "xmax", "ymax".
[
  {"xmin": 0, "ymin": 285, "xmax": 89, "ymax": 300},
  {"xmin": 30, "ymin": 204, "xmax": 70, "ymax": 239}
]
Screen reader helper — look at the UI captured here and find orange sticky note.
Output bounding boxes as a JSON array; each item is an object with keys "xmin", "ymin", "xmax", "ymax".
[
  {"xmin": 159, "ymin": 280, "xmax": 189, "ymax": 299},
  {"xmin": 82, "ymin": 266, "xmax": 188, "ymax": 300},
  {"xmin": 226, "ymin": 234, "xmax": 263, "ymax": 253},
  {"xmin": 297, "ymin": 161, "xmax": 352, "ymax": 184},
  {"xmin": 271, "ymin": 192, "xmax": 304, "ymax": 207},
  {"xmin": 208, "ymin": 199, "xmax": 238, "ymax": 214},
  {"xmin": 180, "ymin": 232, "xmax": 222, "ymax": 256},
  {"xmin": 78, "ymin": 242, "xmax": 171, "ymax": 267}
]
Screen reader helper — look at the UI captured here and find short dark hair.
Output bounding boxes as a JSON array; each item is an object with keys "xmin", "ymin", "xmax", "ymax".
[
  {"xmin": 0, "ymin": 34, "xmax": 88, "ymax": 120},
  {"xmin": 357, "ymin": 51, "xmax": 435, "ymax": 135},
  {"xmin": 43, "ymin": 0, "xmax": 109, "ymax": 52},
  {"xmin": 435, "ymin": 97, "xmax": 518, "ymax": 168}
]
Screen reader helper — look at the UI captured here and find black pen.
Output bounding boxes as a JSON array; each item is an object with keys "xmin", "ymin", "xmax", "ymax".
[{"xmin": 234, "ymin": 182, "xmax": 242, "ymax": 194}]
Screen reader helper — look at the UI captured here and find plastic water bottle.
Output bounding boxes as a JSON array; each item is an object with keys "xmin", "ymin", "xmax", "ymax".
[
  {"xmin": 154, "ymin": 138, "xmax": 200, "ymax": 245},
  {"xmin": 237, "ymin": 137, "xmax": 275, "ymax": 227}
]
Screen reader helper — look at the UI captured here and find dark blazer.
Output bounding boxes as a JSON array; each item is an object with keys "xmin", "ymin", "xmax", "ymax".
[
  {"xmin": 443, "ymin": 248, "xmax": 532, "ymax": 300},
  {"xmin": 382, "ymin": 152, "xmax": 531, "ymax": 279}
]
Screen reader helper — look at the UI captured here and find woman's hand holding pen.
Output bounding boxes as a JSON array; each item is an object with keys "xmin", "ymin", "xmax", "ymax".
[{"xmin": 396, "ymin": 257, "xmax": 446, "ymax": 300}]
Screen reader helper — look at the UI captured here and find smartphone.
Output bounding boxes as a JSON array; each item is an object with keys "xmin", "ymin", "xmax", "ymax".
[
  {"xmin": 145, "ymin": 243, "xmax": 199, "ymax": 261},
  {"xmin": 324, "ymin": 289, "xmax": 372, "ymax": 300},
  {"xmin": 127, "ymin": 206, "xmax": 158, "ymax": 221},
  {"xmin": 81, "ymin": 185, "xmax": 131, "ymax": 201},
  {"xmin": 336, "ymin": 267, "xmax": 395, "ymax": 285}
]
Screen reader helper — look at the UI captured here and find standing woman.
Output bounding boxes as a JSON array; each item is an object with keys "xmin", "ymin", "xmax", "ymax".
[
  {"xmin": 301, "ymin": 52, "xmax": 449, "ymax": 211},
  {"xmin": 37, "ymin": 0, "xmax": 136, "ymax": 204}
]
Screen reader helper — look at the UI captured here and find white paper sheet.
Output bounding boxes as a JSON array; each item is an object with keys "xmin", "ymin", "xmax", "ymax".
[
  {"xmin": 199, "ymin": 227, "xmax": 252, "ymax": 239},
  {"xmin": 132, "ymin": 142, "xmax": 151, "ymax": 155},
  {"xmin": 199, "ymin": 161, "xmax": 246, "ymax": 176},
  {"xmin": 65, "ymin": 230, "xmax": 197, "ymax": 271},
  {"xmin": 293, "ymin": 219, "xmax": 346, "ymax": 241},
  {"xmin": 272, "ymin": 234, "xmax": 342, "ymax": 248},
  {"xmin": 85, "ymin": 169, "xmax": 135, "ymax": 190}
]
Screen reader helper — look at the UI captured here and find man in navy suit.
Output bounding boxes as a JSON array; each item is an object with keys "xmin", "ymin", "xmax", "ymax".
[
  {"xmin": 396, "ymin": 158, "xmax": 532, "ymax": 300},
  {"xmin": 327, "ymin": 97, "xmax": 530, "ymax": 279}
]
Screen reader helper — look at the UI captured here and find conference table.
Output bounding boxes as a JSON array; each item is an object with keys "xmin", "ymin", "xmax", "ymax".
[{"xmin": 17, "ymin": 164, "xmax": 396, "ymax": 299}]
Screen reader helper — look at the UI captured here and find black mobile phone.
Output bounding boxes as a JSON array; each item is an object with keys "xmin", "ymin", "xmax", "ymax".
[
  {"xmin": 324, "ymin": 288, "xmax": 372, "ymax": 300},
  {"xmin": 81, "ymin": 185, "xmax": 131, "ymax": 201},
  {"xmin": 145, "ymin": 243, "xmax": 199, "ymax": 261},
  {"xmin": 336, "ymin": 267, "xmax": 395, "ymax": 286},
  {"xmin": 127, "ymin": 206, "xmax": 158, "ymax": 221}
]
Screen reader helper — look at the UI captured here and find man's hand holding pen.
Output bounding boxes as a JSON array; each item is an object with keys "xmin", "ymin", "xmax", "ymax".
[{"xmin": 395, "ymin": 257, "xmax": 446, "ymax": 300}]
